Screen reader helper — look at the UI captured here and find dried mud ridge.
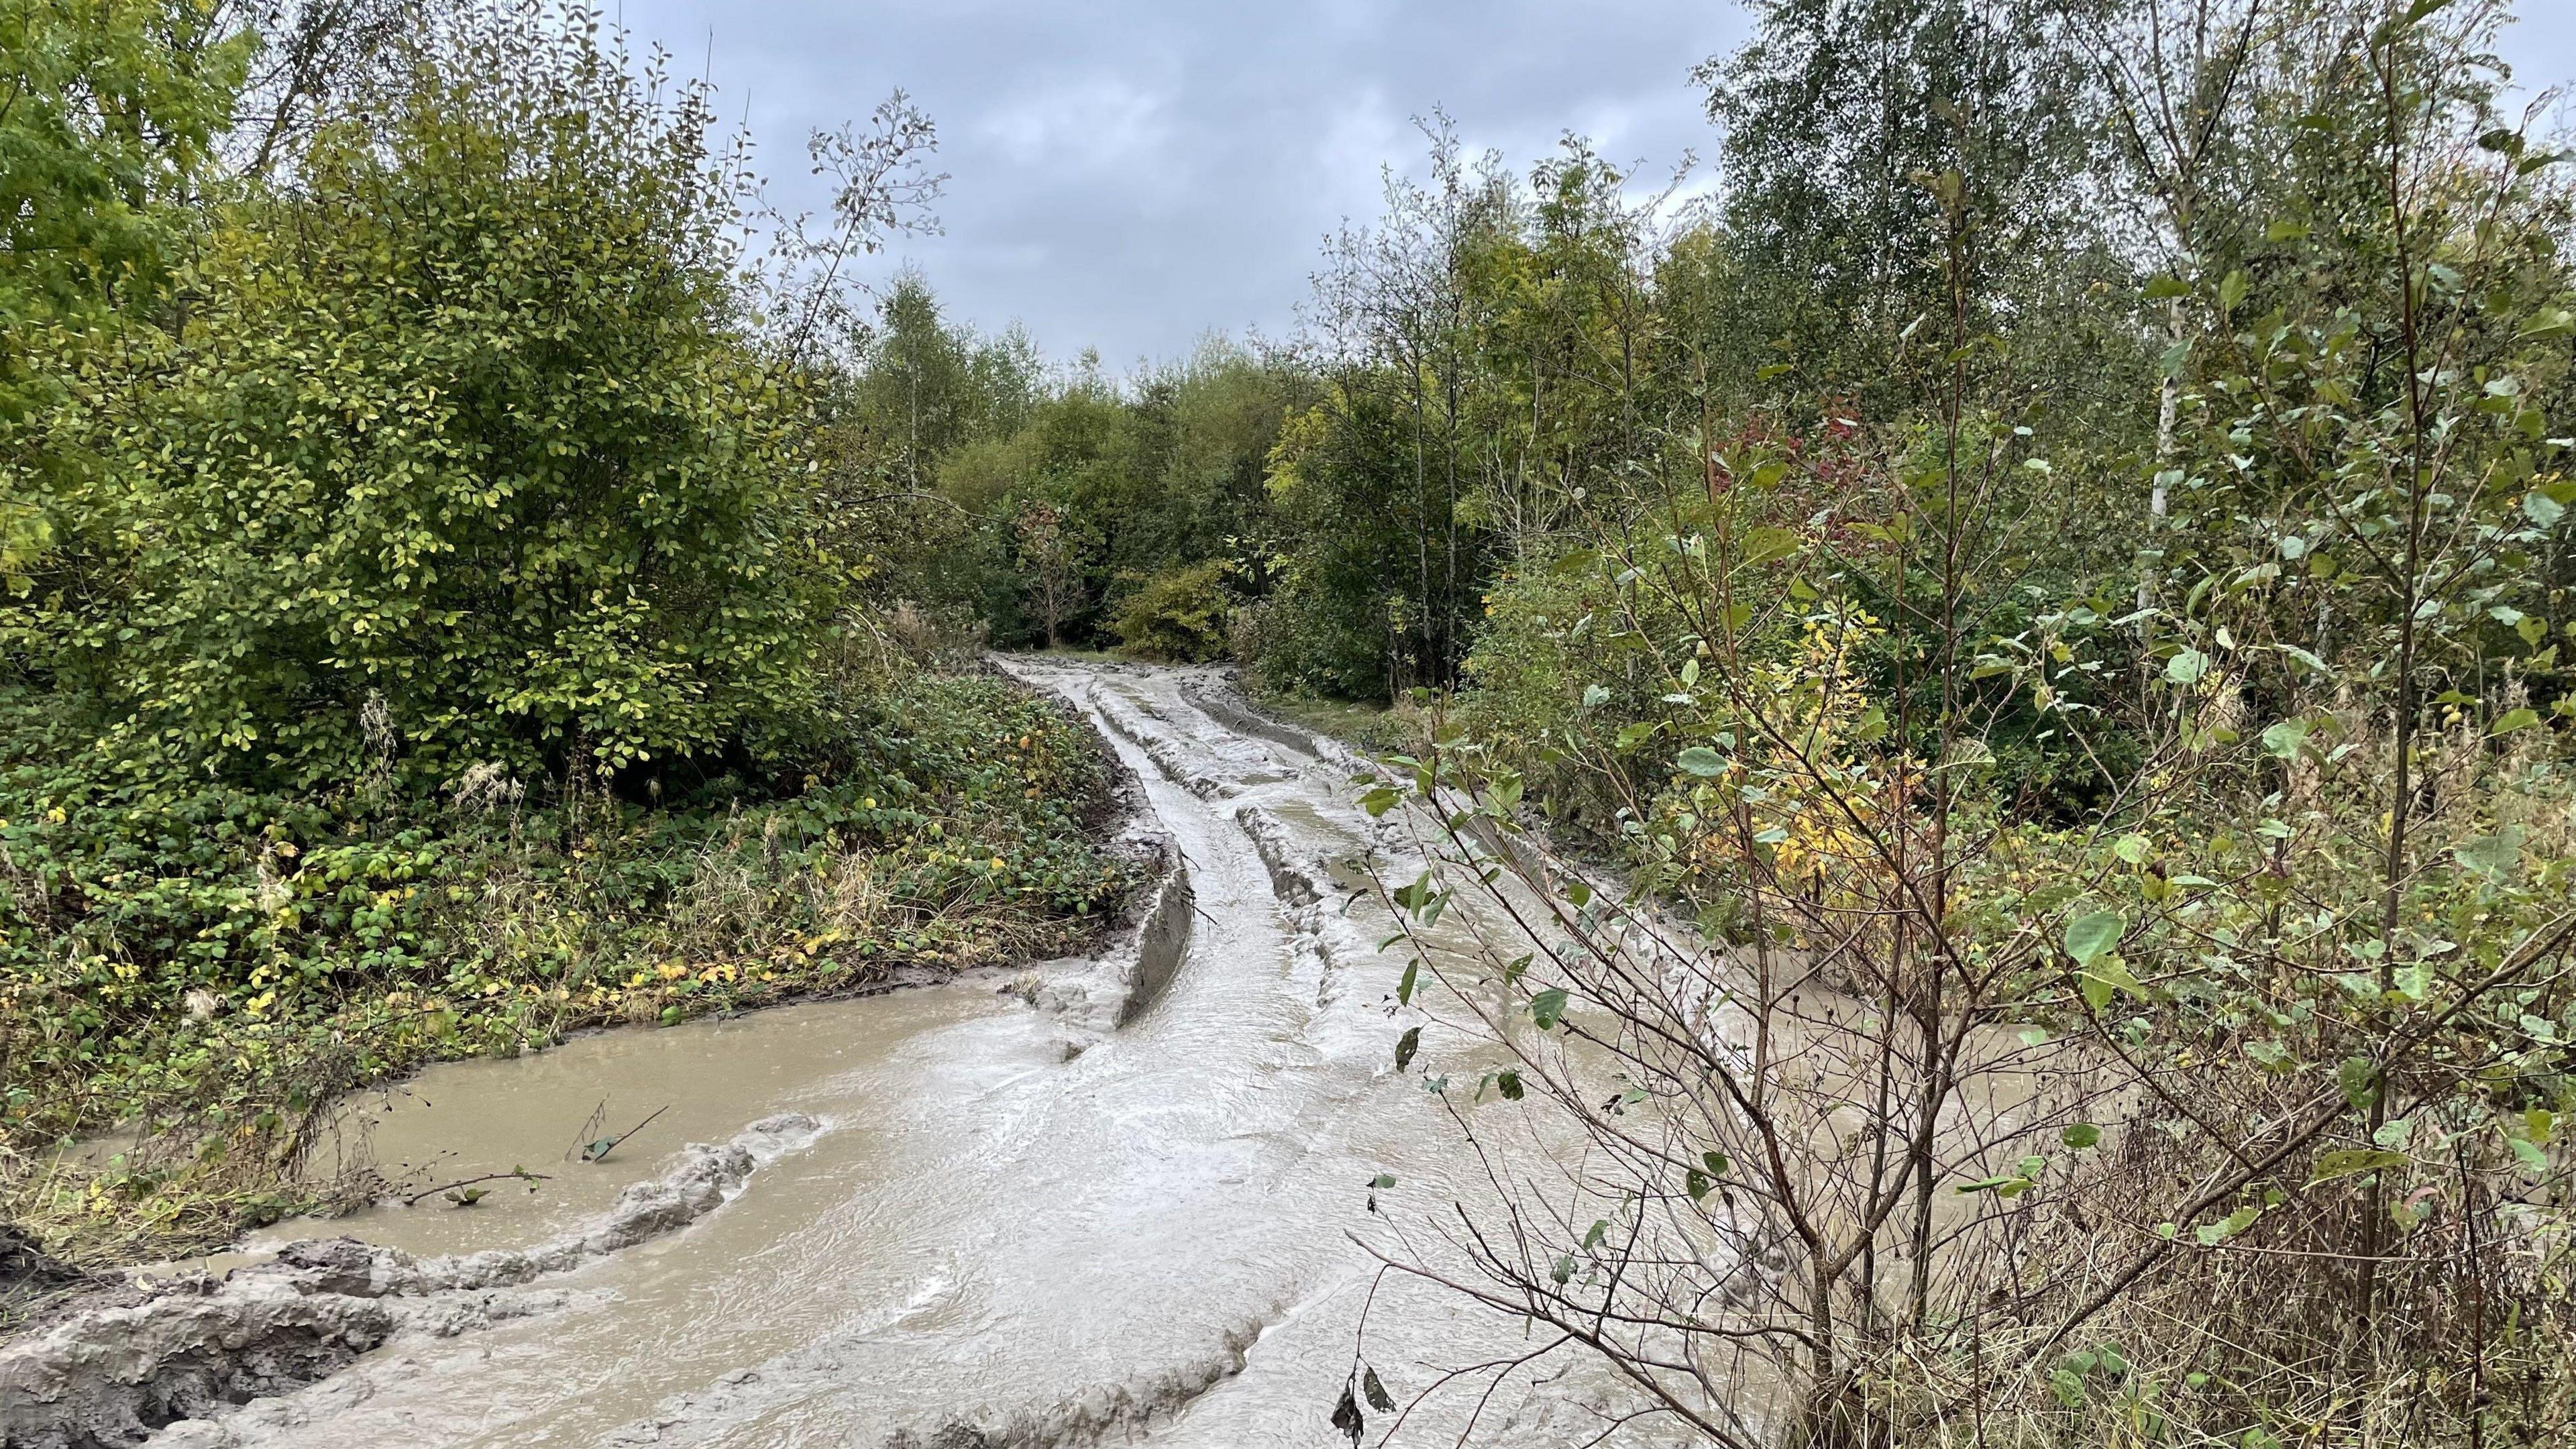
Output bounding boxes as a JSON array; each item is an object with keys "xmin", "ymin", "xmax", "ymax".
[{"xmin": 0, "ymin": 1115, "xmax": 822, "ymax": 1449}]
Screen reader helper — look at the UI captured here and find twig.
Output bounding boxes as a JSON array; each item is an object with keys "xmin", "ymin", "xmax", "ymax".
[
  {"xmin": 582, "ymin": 1105, "xmax": 669, "ymax": 1163},
  {"xmin": 403, "ymin": 1169, "xmax": 551, "ymax": 1208}
]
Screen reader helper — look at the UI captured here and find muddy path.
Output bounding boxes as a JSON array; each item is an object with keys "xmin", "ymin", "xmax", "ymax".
[{"xmin": 7, "ymin": 661, "xmax": 1665, "ymax": 1449}]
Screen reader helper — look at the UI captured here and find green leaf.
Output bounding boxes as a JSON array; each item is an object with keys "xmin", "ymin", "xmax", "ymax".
[
  {"xmin": 2260, "ymin": 720, "xmax": 2309, "ymax": 759},
  {"xmin": 2079, "ymin": 956, "xmax": 2147, "ymax": 1011},
  {"xmin": 2454, "ymin": 826, "xmax": 2526, "ymax": 879},
  {"xmin": 2195, "ymin": 1205, "xmax": 2259, "ymax": 1245},
  {"xmin": 1359, "ymin": 786, "xmax": 1401, "ymax": 818},
  {"xmin": 1740, "ymin": 526, "xmax": 1800, "ymax": 564},
  {"xmin": 1686, "ymin": 1168, "xmax": 1713, "ymax": 1199},
  {"xmin": 1397, "ymin": 959, "xmax": 1418, "ymax": 1006},
  {"xmin": 2493, "ymin": 707, "xmax": 2542, "ymax": 735},
  {"xmin": 2112, "ymin": 833, "xmax": 2151, "ymax": 865},
  {"xmin": 1393, "ymin": 1026, "xmax": 1421, "ymax": 1071},
  {"xmin": 1363, "ymin": 1367, "xmax": 1395, "ymax": 1411},
  {"xmin": 1369, "ymin": 1173, "xmax": 1397, "ymax": 1189},
  {"xmin": 1496, "ymin": 1070, "xmax": 1525, "ymax": 1101},
  {"xmin": 2064, "ymin": 910, "xmax": 2125, "ymax": 967},
  {"xmin": 1583, "ymin": 1219, "xmax": 1609, "ymax": 1248},
  {"xmin": 1674, "ymin": 746, "xmax": 1727, "ymax": 777},
  {"xmin": 1551, "ymin": 1254, "xmax": 1576, "ymax": 1285},
  {"xmin": 2141, "ymin": 274, "xmax": 2190, "ymax": 300},
  {"xmin": 2063, "ymin": 1122, "xmax": 2102, "ymax": 1150},
  {"xmin": 1530, "ymin": 987, "xmax": 1570, "ymax": 1030},
  {"xmin": 2161, "ymin": 648, "xmax": 2210, "ymax": 686},
  {"xmin": 2308, "ymin": 1148, "xmax": 2407, "ymax": 1185},
  {"xmin": 2263, "ymin": 219, "xmax": 2311, "ymax": 243},
  {"xmin": 1581, "ymin": 683, "xmax": 1610, "ymax": 708}
]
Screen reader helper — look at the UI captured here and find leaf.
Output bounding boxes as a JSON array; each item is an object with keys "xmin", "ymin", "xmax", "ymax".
[
  {"xmin": 2454, "ymin": 826, "xmax": 2526, "ymax": 879},
  {"xmin": 2063, "ymin": 1122, "xmax": 2102, "ymax": 1150},
  {"xmin": 2142, "ymin": 274, "xmax": 2190, "ymax": 300},
  {"xmin": 2493, "ymin": 707, "xmax": 2541, "ymax": 735},
  {"xmin": 2260, "ymin": 720, "xmax": 2309, "ymax": 759},
  {"xmin": 1496, "ymin": 1070, "xmax": 1525, "ymax": 1101},
  {"xmin": 2161, "ymin": 648, "xmax": 2210, "ymax": 686},
  {"xmin": 1363, "ymin": 1367, "xmax": 1395, "ymax": 1412},
  {"xmin": 1551, "ymin": 1253, "xmax": 1576, "ymax": 1285},
  {"xmin": 2263, "ymin": 220, "xmax": 2311, "ymax": 243},
  {"xmin": 1584, "ymin": 1219, "xmax": 1609, "ymax": 1248},
  {"xmin": 1581, "ymin": 683, "xmax": 1610, "ymax": 708},
  {"xmin": 1330, "ymin": 1384, "xmax": 1363, "ymax": 1445},
  {"xmin": 2112, "ymin": 833, "xmax": 2151, "ymax": 865},
  {"xmin": 1686, "ymin": 1167, "xmax": 1713, "ymax": 1199},
  {"xmin": 2064, "ymin": 910, "xmax": 2125, "ymax": 967},
  {"xmin": 1740, "ymin": 526, "xmax": 1800, "ymax": 564},
  {"xmin": 1359, "ymin": 786, "xmax": 1401, "ymax": 818},
  {"xmin": 1674, "ymin": 746, "xmax": 1727, "ymax": 777},
  {"xmin": 2080, "ymin": 957, "xmax": 2146, "ymax": 1012},
  {"xmin": 2195, "ymin": 1205, "xmax": 2259, "ymax": 1245},
  {"xmin": 1397, "ymin": 959, "xmax": 1417, "ymax": 1006},
  {"xmin": 1393, "ymin": 1026, "xmax": 1421, "ymax": 1071},
  {"xmin": 1369, "ymin": 1173, "xmax": 1396, "ymax": 1189},
  {"xmin": 2308, "ymin": 1149, "xmax": 2408, "ymax": 1186},
  {"xmin": 2518, "ymin": 309, "xmax": 2576, "ymax": 342},
  {"xmin": 1529, "ymin": 987, "xmax": 1570, "ymax": 1030}
]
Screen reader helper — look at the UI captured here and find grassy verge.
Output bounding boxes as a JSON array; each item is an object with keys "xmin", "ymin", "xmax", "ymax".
[{"xmin": 0, "ymin": 669, "xmax": 1130, "ymax": 1275}]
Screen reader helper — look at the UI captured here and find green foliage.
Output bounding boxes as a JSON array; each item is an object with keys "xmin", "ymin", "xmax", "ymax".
[
  {"xmin": 0, "ymin": 0, "xmax": 248, "ymax": 342},
  {"xmin": 7, "ymin": 11, "xmax": 824, "ymax": 788},
  {"xmin": 1112, "ymin": 561, "xmax": 1232, "ymax": 662}
]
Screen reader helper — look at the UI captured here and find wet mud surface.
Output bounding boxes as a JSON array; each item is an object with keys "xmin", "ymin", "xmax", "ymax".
[{"xmin": 9, "ymin": 663, "xmax": 1663, "ymax": 1449}]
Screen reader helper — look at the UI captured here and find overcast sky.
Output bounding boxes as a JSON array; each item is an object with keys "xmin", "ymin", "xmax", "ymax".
[{"xmin": 613, "ymin": 0, "xmax": 2576, "ymax": 370}]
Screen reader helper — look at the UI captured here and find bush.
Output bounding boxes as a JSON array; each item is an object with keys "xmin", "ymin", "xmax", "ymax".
[
  {"xmin": 1112, "ymin": 561, "xmax": 1232, "ymax": 661},
  {"xmin": 5, "ymin": 6, "xmax": 824, "ymax": 790}
]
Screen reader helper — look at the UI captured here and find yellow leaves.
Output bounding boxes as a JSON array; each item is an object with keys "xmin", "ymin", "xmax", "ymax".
[{"xmin": 655, "ymin": 962, "xmax": 688, "ymax": 981}]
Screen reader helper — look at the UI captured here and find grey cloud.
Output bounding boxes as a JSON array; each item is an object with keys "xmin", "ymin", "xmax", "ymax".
[{"xmin": 615, "ymin": 0, "xmax": 2576, "ymax": 368}]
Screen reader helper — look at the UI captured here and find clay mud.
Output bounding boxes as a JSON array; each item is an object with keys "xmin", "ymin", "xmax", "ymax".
[{"xmin": 7, "ymin": 663, "xmax": 1659, "ymax": 1448}]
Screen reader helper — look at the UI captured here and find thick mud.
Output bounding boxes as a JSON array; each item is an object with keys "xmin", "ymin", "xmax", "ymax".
[{"xmin": 13, "ymin": 663, "xmax": 1662, "ymax": 1449}]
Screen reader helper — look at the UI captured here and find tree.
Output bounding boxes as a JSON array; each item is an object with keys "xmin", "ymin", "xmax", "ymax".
[
  {"xmin": 1014, "ymin": 498, "xmax": 1092, "ymax": 649},
  {"xmin": 7, "ymin": 0, "xmax": 833, "ymax": 786}
]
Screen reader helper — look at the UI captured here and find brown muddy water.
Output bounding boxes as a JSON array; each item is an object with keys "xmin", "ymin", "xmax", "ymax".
[{"xmin": 78, "ymin": 661, "xmax": 1670, "ymax": 1449}]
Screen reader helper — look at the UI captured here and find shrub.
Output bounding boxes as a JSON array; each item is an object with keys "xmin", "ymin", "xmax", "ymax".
[
  {"xmin": 5, "ymin": 6, "xmax": 824, "ymax": 790},
  {"xmin": 1112, "ymin": 561, "xmax": 1232, "ymax": 661}
]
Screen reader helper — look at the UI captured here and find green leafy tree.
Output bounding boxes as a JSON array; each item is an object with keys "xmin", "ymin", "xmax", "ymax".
[{"xmin": 9, "ymin": 1, "xmax": 826, "ymax": 785}]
